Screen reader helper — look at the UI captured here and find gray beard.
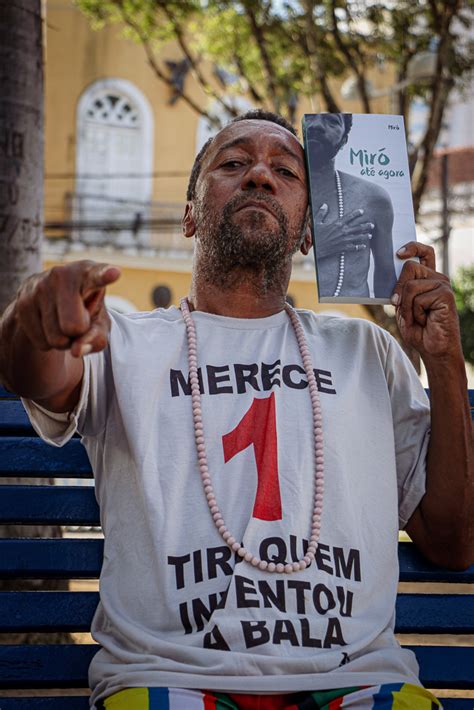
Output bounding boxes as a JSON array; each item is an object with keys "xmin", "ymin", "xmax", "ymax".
[{"xmin": 194, "ymin": 193, "xmax": 304, "ymax": 293}]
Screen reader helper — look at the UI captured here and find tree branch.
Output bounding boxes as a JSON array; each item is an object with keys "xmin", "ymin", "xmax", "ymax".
[
  {"xmin": 158, "ymin": 2, "xmax": 239, "ymax": 117},
  {"xmin": 411, "ymin": 3, "xmax": 458, "ymax": 215},
  {"xmin": 242, "ymin": 0, "xmax": 279, "ymax": 110},
  {"xmin": 232, "ymin": 51, "xmax": 263, "ymax": 104},
  {"xmin": 120, "ymin": 10, "xmax": 218, "ymax": 124},
  {"xmin": 329, "ymin": 0, "xmax": 371, "ymax": 112},
  {"xmin": 301, "ymin": 0, "xmax": 341, "ymax": 113}
]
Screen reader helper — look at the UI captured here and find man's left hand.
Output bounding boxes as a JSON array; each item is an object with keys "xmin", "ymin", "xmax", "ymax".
[{"xmin": 391, "ymin": 241, "xmax": 461, "ymax": 362}]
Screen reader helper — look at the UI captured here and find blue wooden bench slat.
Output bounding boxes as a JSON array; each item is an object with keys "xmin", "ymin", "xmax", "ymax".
[
  {"xmin": 0, "ymin": 700, "xmax": 90, "ymax": 710},
  {"xmin": 395, "ymin": 594, "xmax": 474, "ymax": 634},
  {"xmin": 0, "ymin": 644, "xmax": 471, "ymax": 689},
  {"xmin": 0, "ymin": 699, "xmax": 470, "ymax": 710},
  {"xmin": 0, "ymin": 591, "xmax": 472, "ymax": 635},
  {"xmin": 0, "ymin": 486, "xmax": 99, "ymax": 525},
  {"xmin": 0, "ymin": 437, "xmax": 92, "ymax": 476},
  {"xmin": 408, "ymin": 645, "xmax": 474, "ymax": 689},
  {"xmin": 1, "ymin": 538, "xmax": 472, "ymax": 583},
  {"xmin": 0, "ymin": 400, "xmax": 35, "ymax": 435},
  {"xmin": 0, "ymin": 703, "xmax": 472, "ymax": 710},
  {"xmin": 0, "ymin": 592, "xmax": 100, "ymax": 632},
  {"xmin": 0, "ymin": 538, "xmax": 472, "ymax": 583},
  {"xmin": 398, "ymin": 542, "xmax": 474, "ymax": 582},
  {"xmin": 0, "ymin": 539, "xmax": 104, "ymax": 578},
  {"xmin": 0, "ymin": 645, "xmax": 98, "ymax": 688}
]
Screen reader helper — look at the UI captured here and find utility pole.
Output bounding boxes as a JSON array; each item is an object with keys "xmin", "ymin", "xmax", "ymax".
[{"xmin": 441, "ymin": 152, "xmax": 450, "ymax": 278}]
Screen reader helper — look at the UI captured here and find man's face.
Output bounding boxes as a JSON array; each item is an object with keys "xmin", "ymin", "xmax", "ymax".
[
  {"xmin": 184, "ymin": 120, "xmax": 310, "ymax": 290},
  {"xmin": 306, "ymin": 114, "xmax": 347, "ymax": 165}
]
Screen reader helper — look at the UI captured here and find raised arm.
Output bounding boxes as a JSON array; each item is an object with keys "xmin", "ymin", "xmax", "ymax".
[
  {"xmin": 0, "ymin": 260, "xmax": 120, "ymax": 413},
  {"xmin": 391, "ymin": 242, "xmax": 473, "ymax": 569}
]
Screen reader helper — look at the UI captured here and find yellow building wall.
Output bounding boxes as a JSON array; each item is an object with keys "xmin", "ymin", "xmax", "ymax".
[
  {"xmin": 45, "ymin": 0, "xmax": 201, "ymax": 219},
  {"xmin": 44, "ymin": 0, "xmax": 382, "ymax": 322}
]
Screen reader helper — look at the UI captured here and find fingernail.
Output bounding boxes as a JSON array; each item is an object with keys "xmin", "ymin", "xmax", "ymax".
[
  {"xmin": 79, "ymin": 344, "xmax": 93, "ymax": 357},
  {"xmin": 368, "ymin": 233, "xmax": 373, "ymax": 239},
  {"xmin": 321, "ymin": 203, "xmax": 328, "ymax": 210},
  {"xmin": 391, "ymin": 293, "xmax": 400, "ymax": 306},
  {"xmin": 397, "ymin": 247, "xmax": 407, "ymax": 255},
  {"xmin": 358, "ymin": 209, "xmax": 364, "ymax": 215},
  {"xmin": 369, "ymin": 223, "xmax": 375, "ymax": 229}
]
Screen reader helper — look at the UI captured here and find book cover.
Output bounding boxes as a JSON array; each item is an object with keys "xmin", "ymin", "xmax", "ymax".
[{"xmin": 302, "ymin": 113, "xmax": 416, "ymax": 304}]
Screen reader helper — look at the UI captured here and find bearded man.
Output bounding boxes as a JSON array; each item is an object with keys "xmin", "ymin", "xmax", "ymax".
[
  {"xmin": 305, "ymin": 113, "xmax": 397, "ymax": 299},
  {"xmin": 0, "ymin": 110, "xmax": 472, "ymax": 710}
]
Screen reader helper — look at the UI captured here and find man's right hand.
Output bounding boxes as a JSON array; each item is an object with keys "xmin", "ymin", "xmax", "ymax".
[
  {"xmin": 16, "ymin": 260, "xmax": 121, "ymax": 358},
  {"xmin": 0, "ymin": 260, "xmax": 121, "ymax": 409}
]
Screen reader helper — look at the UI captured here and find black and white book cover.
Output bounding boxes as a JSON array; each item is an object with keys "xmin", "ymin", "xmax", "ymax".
[{"xmin": 302, "ymin": 113, "xmax": 416, "ymax": 304}]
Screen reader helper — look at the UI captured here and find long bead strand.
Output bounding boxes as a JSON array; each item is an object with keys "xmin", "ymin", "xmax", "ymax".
[
  {"xmin": 180, "ymin": 298, "xmax": 324, "ymax": 574},
  {"xmin": 333, "ymin": 169, "xmax": 345, "ymax": 297}
]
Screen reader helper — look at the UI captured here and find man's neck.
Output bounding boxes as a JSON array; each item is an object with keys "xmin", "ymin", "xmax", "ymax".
[
  {"xmin": 188, "ymin": 272, "xmax": 289, "ymax": 318},
  {"xmin": 311, "ymin": 158, "xmax": 336, "ymax": 187}
]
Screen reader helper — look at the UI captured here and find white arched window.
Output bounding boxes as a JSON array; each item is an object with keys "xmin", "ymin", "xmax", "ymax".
[{"xmin": 74, "ymin": 78, "xmax": 154, "ymax": 246}]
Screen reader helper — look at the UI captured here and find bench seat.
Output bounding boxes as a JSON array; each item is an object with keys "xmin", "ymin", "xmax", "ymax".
[{"xmin": 0, "ymin": 386, "xmax": 473, "ymax": 708}]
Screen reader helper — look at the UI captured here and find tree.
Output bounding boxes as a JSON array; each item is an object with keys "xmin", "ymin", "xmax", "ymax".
[
  {"xmin": 0, "ymin": 0, "xmax": 43, "ymax": 313},
  {"xmin": 76, "ymin": 0, "xmax": 473, "ymax": 217},
  {"xmin": 452, "ymin": 266, "xmax": 474, "ymax": 366},
  {"xmin": 0, "ymin": 0, "xmax": 70, "ymax": 645}
]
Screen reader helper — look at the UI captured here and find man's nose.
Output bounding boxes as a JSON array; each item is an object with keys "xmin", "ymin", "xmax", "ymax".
[{"xmin": 241, "ymin": 162, "xmax": 275, "ymax": 192}]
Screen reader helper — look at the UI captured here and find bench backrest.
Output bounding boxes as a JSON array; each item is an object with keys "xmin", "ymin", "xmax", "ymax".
[{"xmin": 0, "ymin": 386, "xmax": 473, "ymax": 709}]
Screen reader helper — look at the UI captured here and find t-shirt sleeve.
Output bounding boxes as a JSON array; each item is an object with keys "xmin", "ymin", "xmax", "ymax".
[
  {"xmin": 21, "ymin": 348, "xmax": 109, "ymax": 447},
  {"xmin": 384, "ymin": 336, "xmax": 431, "ymax": 529}
]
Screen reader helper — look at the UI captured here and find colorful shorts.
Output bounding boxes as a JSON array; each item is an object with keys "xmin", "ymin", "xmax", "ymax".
[{"xmin": 97, "ymin": 684, "xmax": 442, "ymax": 709}]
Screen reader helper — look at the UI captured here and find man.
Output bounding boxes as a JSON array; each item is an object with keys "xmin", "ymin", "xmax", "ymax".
[
  {"xmin": 0, "ymin": 110, "xmax": 472, "ymax": 710},
  {"xmin": 305, "ymin": 113, "xmax": 397, "ymax": 298}
]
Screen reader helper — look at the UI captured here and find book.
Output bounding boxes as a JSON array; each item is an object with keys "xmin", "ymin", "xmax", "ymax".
[{"xmin": 302, "ymin": 113, "xmax": 417, "ymax": 304}]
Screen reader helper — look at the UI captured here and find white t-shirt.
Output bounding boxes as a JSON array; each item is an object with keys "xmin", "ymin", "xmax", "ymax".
[{"xmin": 23, "ymin": 307, "xmax": 430, "ymax": 708}]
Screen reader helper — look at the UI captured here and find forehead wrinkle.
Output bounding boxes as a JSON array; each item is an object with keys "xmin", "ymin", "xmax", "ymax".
[{"xmin": 211, "ymin": 135, "xmax": 303, "ymax": 165}]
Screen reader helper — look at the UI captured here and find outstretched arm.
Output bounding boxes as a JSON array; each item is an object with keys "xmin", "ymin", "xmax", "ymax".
[{"xmin": 391, "ymin": 242, "xmax": 473, "ymax": 570}]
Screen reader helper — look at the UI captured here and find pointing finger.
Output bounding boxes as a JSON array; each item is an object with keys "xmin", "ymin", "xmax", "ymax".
[{"xmin": 81, "ymin": 263, "xmax": 121, "ymax": 299}]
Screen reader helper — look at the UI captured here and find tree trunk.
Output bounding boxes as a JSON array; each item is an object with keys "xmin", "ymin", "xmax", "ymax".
[
  {"xmin": 0, "ymin": 0, "xmax": 43, "ymax": 314},
  {"xmin": 0, "ymin": 0, "xmax": 70, "ymax": 644}
]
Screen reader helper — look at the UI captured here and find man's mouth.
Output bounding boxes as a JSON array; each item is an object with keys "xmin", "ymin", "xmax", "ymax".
[{"xmin": 233, "ymin": 201, "xmax": 276, "ymax": 218}]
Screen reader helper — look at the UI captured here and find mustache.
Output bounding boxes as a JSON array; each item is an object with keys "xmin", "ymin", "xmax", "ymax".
[{"xmin": 224, "ymin": 193, "xmax": 286, "ymax": 222}]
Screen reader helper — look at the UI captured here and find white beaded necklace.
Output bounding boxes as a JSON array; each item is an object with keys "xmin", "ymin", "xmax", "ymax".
[
  {"xmin": 333, "ymin": 170, "xmax": 345, "ymax": 297},
  {"xmin": 180, "ymin": 297, "xmax": 325, "ymax": 574}
]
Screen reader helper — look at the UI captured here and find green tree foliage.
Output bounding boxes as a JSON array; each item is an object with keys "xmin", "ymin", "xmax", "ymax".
[
  {"xmin": 452, "ymin": 266, "xmax": 474, "ymax": 365},
  {"xmin": 76, "ymin": 0, "xmax": 473, "ymax": 216}
]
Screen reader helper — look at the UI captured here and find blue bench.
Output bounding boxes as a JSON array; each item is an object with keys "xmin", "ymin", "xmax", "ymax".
[{"xmin": 0, "ymin": 385, "xmax": 473, "ymax": 709}]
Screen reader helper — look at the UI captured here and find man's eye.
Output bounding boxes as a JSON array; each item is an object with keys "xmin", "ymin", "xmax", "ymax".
[
  {"xmin": 221, "ymin": 160, "xmax": 243, "ymax": 168},
  {"xmin": 277, "ymin": 167, "xmax": 296, "ymax": 177}
]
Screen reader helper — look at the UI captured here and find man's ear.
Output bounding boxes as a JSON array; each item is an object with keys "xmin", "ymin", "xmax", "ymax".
[
  {"xmin": 300, "ymin": 220, "xmax": 313, "ymax": 256},
  {"xmin": 182, "ymin": 202, "xmax": 196, "ymax": 238}
]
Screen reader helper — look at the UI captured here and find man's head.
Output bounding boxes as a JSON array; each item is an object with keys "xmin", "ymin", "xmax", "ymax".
[
  {"xmin": 305, "ymin": 113, "xmax": 353, "ymax": 166},
  {"xmin": 183, "ymin": 109, "xmax": 311, "ymax": 293}
]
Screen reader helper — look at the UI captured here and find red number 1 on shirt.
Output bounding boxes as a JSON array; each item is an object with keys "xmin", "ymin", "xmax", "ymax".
[{"xmin": 222, "ymin": 392, "xmax": 282, "ymax": 521}]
